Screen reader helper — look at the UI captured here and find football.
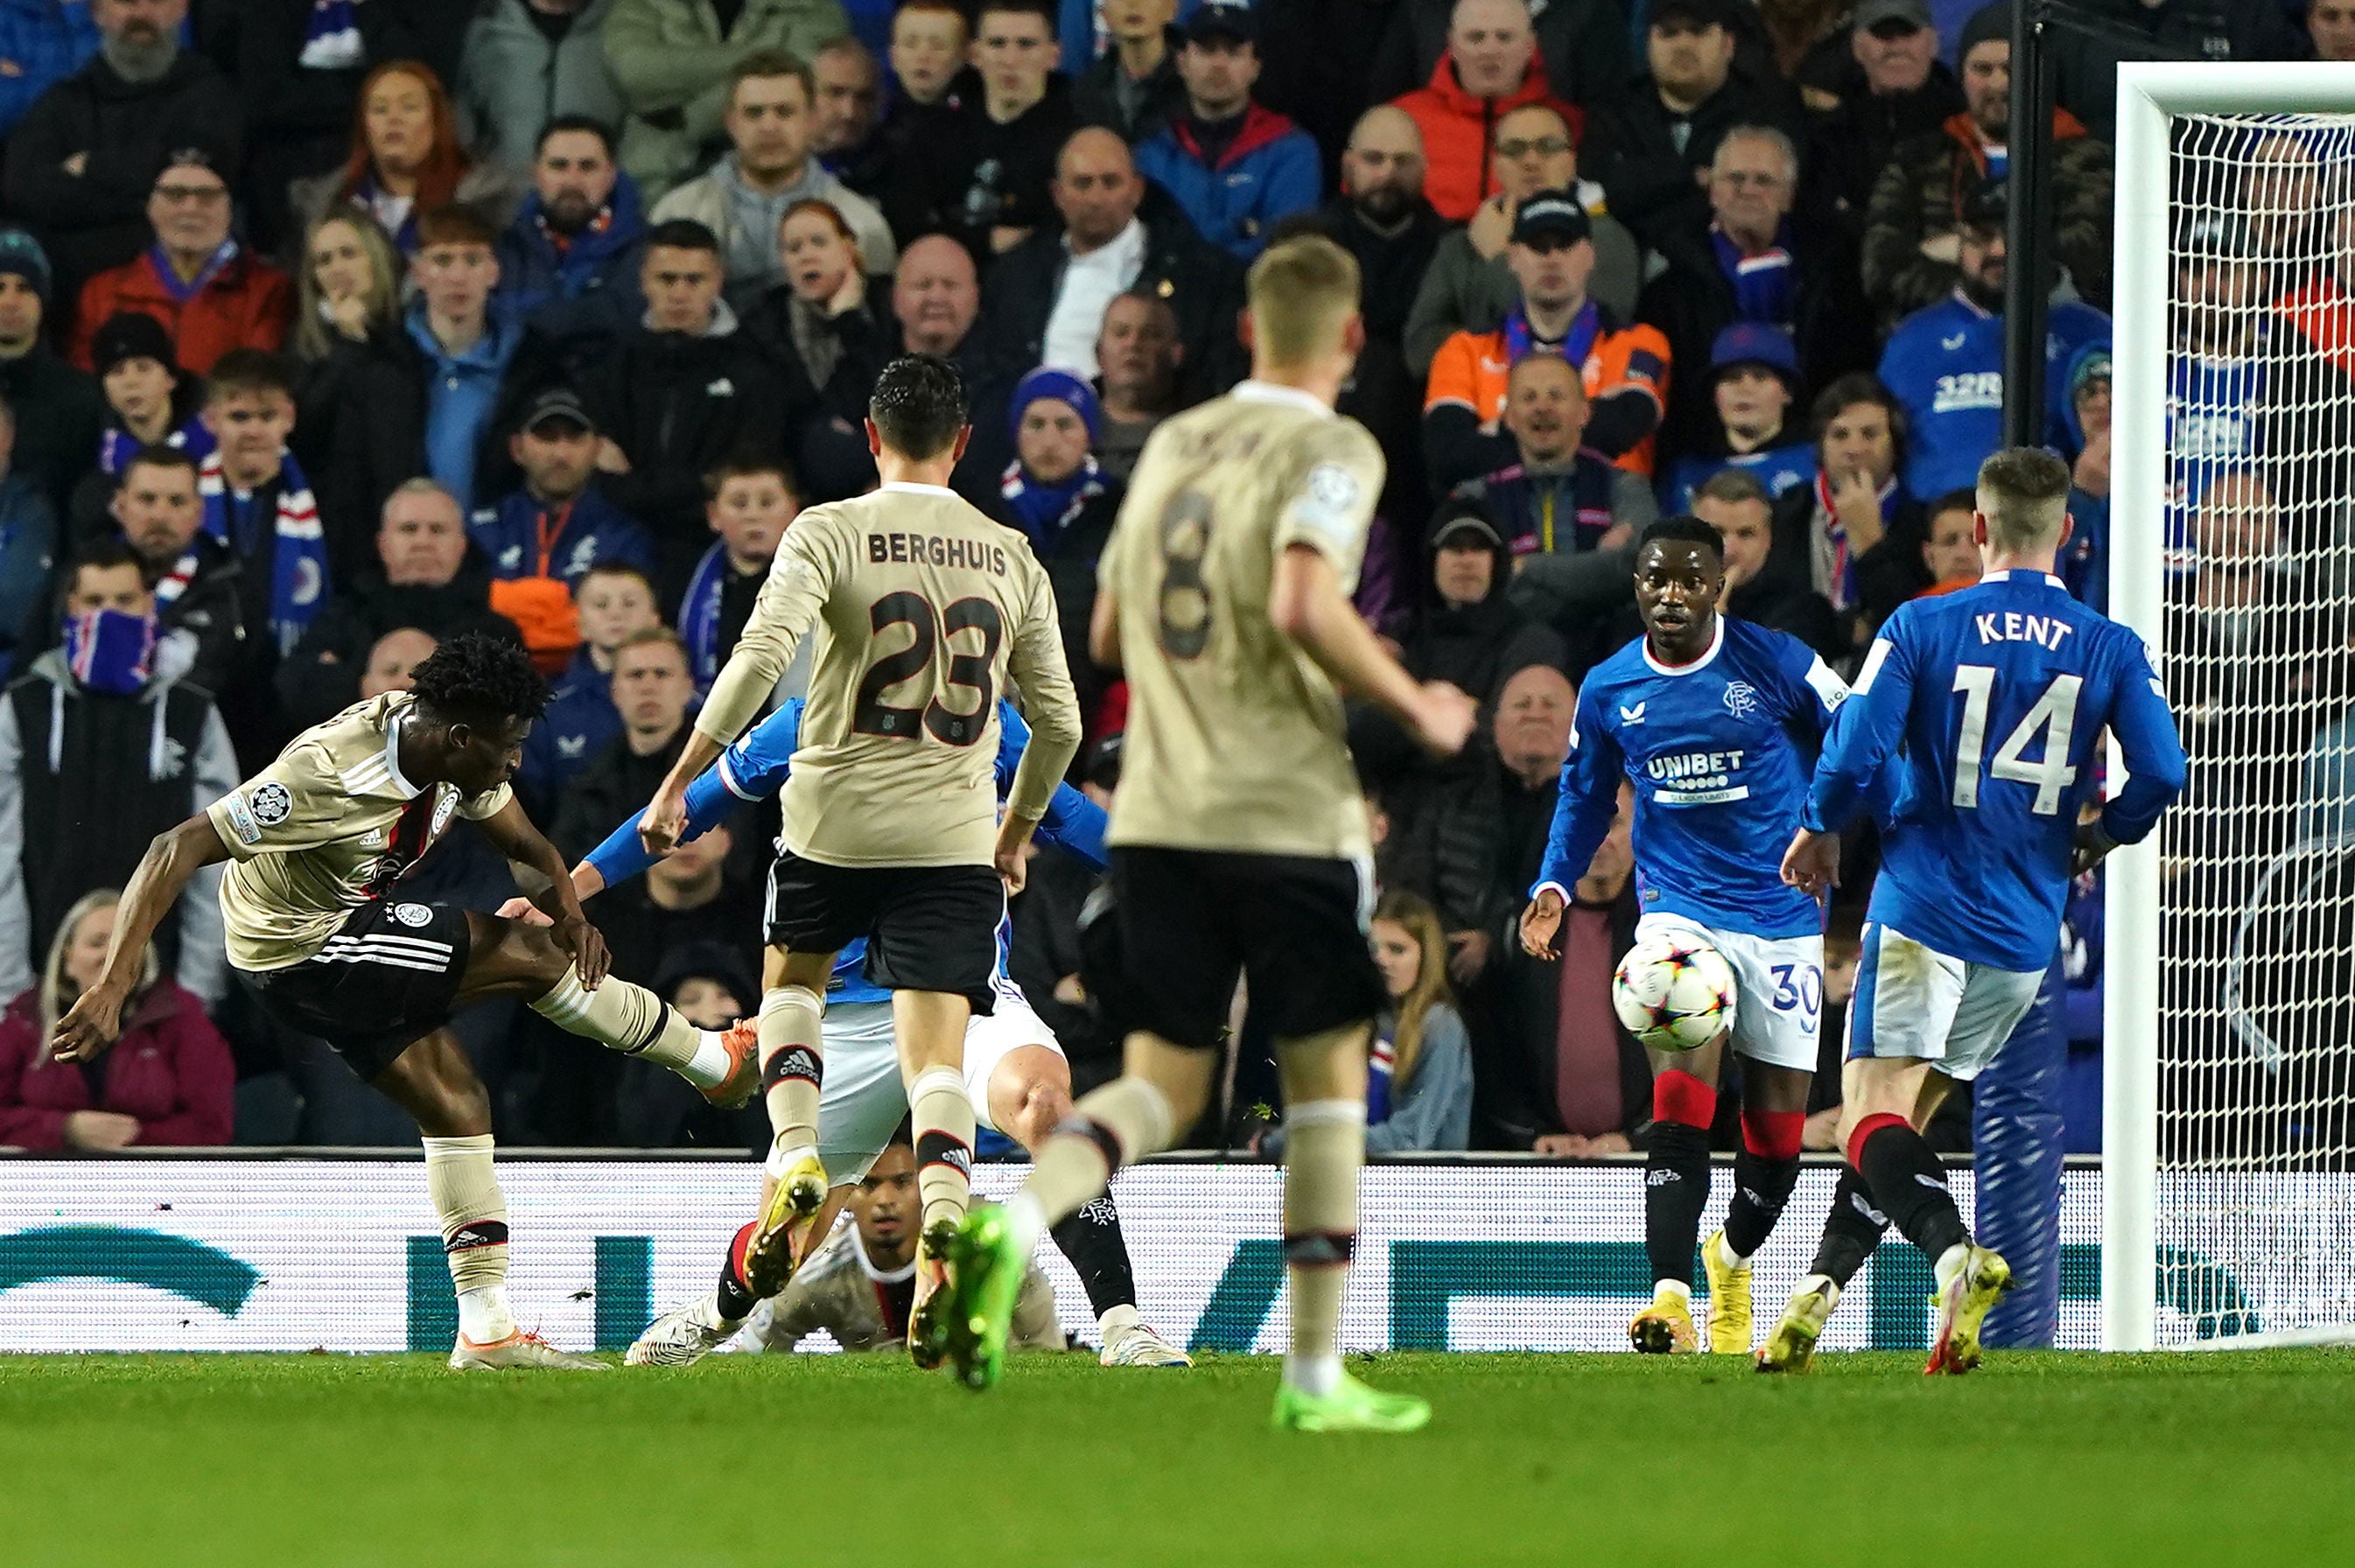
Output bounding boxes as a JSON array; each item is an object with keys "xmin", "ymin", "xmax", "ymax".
[{"xmin": 1611, "ymin": 934, "xmax": 1738, "ymax": 1052}]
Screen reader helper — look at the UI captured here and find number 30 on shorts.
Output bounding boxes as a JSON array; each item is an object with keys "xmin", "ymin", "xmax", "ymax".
[{"xmin": 1769, "ymin": 962, "xmax": 1822, "ymax": 1018}]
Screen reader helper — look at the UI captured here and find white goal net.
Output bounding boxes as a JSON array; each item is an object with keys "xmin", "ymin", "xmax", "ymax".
[{"xmin": 2113, "ymin": 71, "xmax": 2355, "ymax": 1349}]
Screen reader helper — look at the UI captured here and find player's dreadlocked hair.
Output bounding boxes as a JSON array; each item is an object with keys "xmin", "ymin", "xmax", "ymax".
[
  {"xmin": 407, "ymin": 632, "xmax": 550, "ymax": 722},
  {"xmin": 868, "ymin": 354, "xmax": 968, "ymax": 460},
  {"xmin": 1638, "ymin": 515, "xmax": 1728, "ymax": 563}
]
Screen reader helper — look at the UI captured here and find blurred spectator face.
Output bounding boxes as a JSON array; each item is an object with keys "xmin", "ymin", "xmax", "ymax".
[
  {"xmin": 1017, "ymin": 396, "xmax": 1091, "ymax": 483},
  {"xmin": 2074, "ymin": 374, "xmax": 2110, "ymax": 443},
  {"xmin": 308, "ymin": 217, "xmax": 378, "ymax": 309},
  {"xmin": 1709, "ymin": 134, "xmax": 1793, "ymax": 248},
  {"xmin": 1961, "ymin": 39, "xmax": 2009, "ymax": 141},
  {"xmin": 114, "ymin": 460, "xmax": 201, "ymax": 564},
  {"xmin": 377, "ymin": 488, "xmax": 467, "ymax": 586},
  {"xmin": 0, "ymin": 273, "xmax": 41, "ymax": 350},
  {"xmin": 1956, "ymin": 220, "xmax": 2004, "ymax": 311},
  {"xmin": 813, "ymin": 46, "xmax": 881, "ymax": 156},
  {"xmin": 1098, "ymin": 294, "xmax": 1181, "ymax": 407},
  {"xmin": 1819, "ymin": 398, "xmax": 1896, "ymax": 485},
  {"xmin": 893, "ymin": 235, "xmax": 980, "ymax": 354},
  {"xmin": 2193, "ymin": 471, "xmax": 2279, "ymax": 570},
  {"xmin": 203, "ymin": 387, "xmax": 296, "ymax": 484},
  {"xmin": 1369, "ymin": 917, "xmax": 1421, "ymax": 998},
  {"xmin": 574, "ymin": 569, "xmax": 658, "ymax": 654},
  {"xmin": 2246, "ymin": 133, "xmax": 2317, "ymax": 259},
  {"xmin": 103, "ymin": 354, "xmax": 173, "ymax": 430},
  {"xmin": 1054, "ymin": 130, "xmax": 1146, "ymax": 250},
  {"xmin": 1648, "ymin": 16, "xmax": 1734, "ymax": 104},
  {"xmin": 2315, "ymin": 1, "xmax": 2355, "ymax": 62},
  {"xmin": 63, "ymin": 901, "xmax": 116, "ymax": 993},
  {"xmin": 96, "ymin": 0, "xmax": 180, "ymax": 51},
  {"xmin": 1342, "ymin": 108, "xmax": 1426, "ymax": 226},
  {"xmin": 360, "ymin": 627, "xmax": 438, "ymax": 697},
  {"xmin": 66, "ymin": 560, "xmax": 153, "ymax": 618},
  {"xmin": 1177, "ymin": 38, "xmax": 1258, "ymax": 119},
  {"xmin": 643, "ymin": 244, "xmax": 722, "ymax": 333},
  {"xmin": 148, "ymin": 164, "xmax": 231, "ymax": 260},
  {"xmin": 1448, "ymin": 0, "xmax": 1535, "ymax": 99},
  {"xmin": 1433, "ymin": 537, "xmax": 1493, "ymax": 606},
  {"xmin": 1105, "ymin": 0, "xmax": 1177, "ymax": 45},
  {"xmin": 1490, "ymin": 663, "xmax": 1574, "ymax": 785},
  {"xmin": 671, "ymin": 976, "xmax": 744, "ymax": 1029},
  {"xmin": 708, "ymin": 471, "xmax": 797, "ymax": 566},
  {"xmin": 1493, "ymin": 105, "xmax": 1575, "ymax": 202},
  {"xmin": 781, "ymin": 207, "xmax": 859, "ymax": 304},
  {"xmin": 727, "ymin": 73, "xmax": 814, "ymax": 182},
  {"xmin": 364, "ymin": 68, "xmax": 437, "ymax": 178},
  {"xmin": 512, "ymin": 415, "xmax": 598, "ymax": 502},
  {"xmin": 2178, "ymin": 254, "xmax": 2259, "ymax": 355},
  {"xmin": 1853, "ymin": 18, "xmax": 1935, "ymax": 95},
  {"xmin": 613, "ymin": 637, "xmax": 691, "ymax": 736},
  {"xmin": 1714, "ymin": 366, "xmax": 1791, "ymax": 439},
  {"xmin": 850, "ymin": 1144, "xmax": 918, "ymax": 1252},
  {"xmin": 971, "ymin": 7, "xmax": 1056, "ymax": 108},
  {"xmin": 1503, "ymin": 354, "xmax": 1586, "ymax": 464},
  {"xmin": 1922, "ymin": 504, "xmax": 1980, "ymax": 584},
  {"xmin": 535, "ymin": 130, "xmax": 618, "ymax": 234},
  {"xmin": 891, "ymin": 6, "xmax": 969, "ymax": 102},
  {"xmin": 1506, "ymin": 231, "xmax": 1594, "ymax": 312},
  {"xmin": 1695, "ymin": 494, "xmax": 1772, "ymax": 589},
  {"xmin": 649, "ymin": 819, "xmax": 731, "ymax": 890},
  {"xmin": 412, "ymin": 237, "xmax": 499, "ymax": 324}
]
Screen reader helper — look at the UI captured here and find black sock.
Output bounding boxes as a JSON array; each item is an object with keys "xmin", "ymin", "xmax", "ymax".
[
  {"xmin": 715, "ymin": 1220, "xmax": 758, "ymax": 1321},
  {"xmin": 1722, "ymin": 1149, "xmax": 1801, "ymax": 1260},
  {"xmin": 1049, "ymin": 1194, "xmax": 1139, "ymax": 1317},
  {"xmin": 1856, "ymin": 1121, "xmax": 1970, "ymax": 1263},
  {"xmin": 1645, "ymin": 1122, "xmax": 1713, "ymax": 1287},
  {"xmin": 1809, "ymin": 1165, "xmax": 1891, "ymax": 1287}
]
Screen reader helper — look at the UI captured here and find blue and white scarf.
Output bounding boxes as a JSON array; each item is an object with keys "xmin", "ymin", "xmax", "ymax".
[
  {"xmin": 64, "ymin": 607, "xmax": 156, "ymax": 697},
  {"xmin": 199, "ymin": 449, "xmax": 329, "ymax": 654},
  {"xmin": 999, "ymin": 456, "xmax": 1105, "ymax": 555},
  {"xmin": 1712, "ymin": 220, "xmax": 1795, "ymax": 331},
  {"xmin": 681, "ymin": 540, "xmax": 731, "ymax": 691},
  {"xmin": 299, "ymin": 0, "xmax": 365, "ymax": 71},
  {"xmin": 1503, "ymin": 299, "xmax": 1602, "ymax": 369}
]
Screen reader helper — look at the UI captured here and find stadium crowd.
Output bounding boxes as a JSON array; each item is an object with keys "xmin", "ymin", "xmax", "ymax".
[{"xmin": 0, "ymin": 0, "xmax": 2337, "ymax": 1156}]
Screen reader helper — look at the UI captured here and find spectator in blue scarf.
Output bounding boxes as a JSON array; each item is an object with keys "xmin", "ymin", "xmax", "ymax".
[{"xmin": 996, "ymin": 363, "xmax": 1120, "ymax": 746}]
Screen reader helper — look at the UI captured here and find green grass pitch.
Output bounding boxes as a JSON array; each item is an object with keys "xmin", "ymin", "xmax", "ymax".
[{"xmin": 4, "ymin": 1349, "xmax": 2351, "ymax": 1565}]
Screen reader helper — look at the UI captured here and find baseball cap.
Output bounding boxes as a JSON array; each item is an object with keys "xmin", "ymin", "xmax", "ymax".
[
  {"xmin": 1510, "ymin": 189, "xmax": 1592, "ymax": 248},
  {"xmin": 0, "ymin": 226, "xmax": 52, "ymax": 306},
  {"xmin": 1181, "ymin": 0, "xmax": 1254, "ymax": 46},
  {"xmin": 522, "ymin": 385, "xmax": 598, "ymax": 436},
  {"xmin": 1854, "ymin": 0, "xmax": 1932, "ymax": 32},
  {"xmin": 1959, "ymin": 178, "xmax": 2008, "ymax": 232},
  {"xmin": 1709, "ymin": 322, "xmax": 1800, "ymax": 383},
  {"xmin": 1650, "ymin": 0, "xmax": 1734, "ymax": 32},
  {"xmin": 1433, "ymin": 511, "xmax": 1503, "ymax": 550}
]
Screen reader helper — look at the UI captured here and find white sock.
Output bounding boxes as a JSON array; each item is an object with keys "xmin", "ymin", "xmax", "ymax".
[
  {"xmin": 689, "ymin": 1294, "xmax": 736, "ymax": 1332},
  {"xmin": 457, "ymin": 1284, "xmax": 514, "ymax": 1343},
  {"xmin": 1098, "ymin": 1303, "xmax": 1141, "ymax": 1340},
  {"xmin": 1716, "ymin": 1233, "xmax": 1749, "ymax": 1270},
  {"xmin": 1004, "ymin": 1189, "xmax": 1047, "ymax": 1258},
  {"xmin": 679, "ymin": 1032, "xmax": 733, "ymax": 1089},
  {"xmin": 1934, "ymin": 1242, "xmax": 1971, "ymax": 1285},
  {"xmin": 764, "ymin": 1133, "xmax": 819, "ymax": 1180},
  {"xmin": 1284, "ymin": 1352, "xmax": 1342, "ymax": 1396},
  {"xmin": 1656, "ymin": 1278, "xmax": 1693, "ymax": 1304}
]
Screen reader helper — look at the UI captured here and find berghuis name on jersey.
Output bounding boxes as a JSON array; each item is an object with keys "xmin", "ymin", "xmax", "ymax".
[{"xmin": 866, "ymin": 531, "xmax": 1010, "ymax": 574}]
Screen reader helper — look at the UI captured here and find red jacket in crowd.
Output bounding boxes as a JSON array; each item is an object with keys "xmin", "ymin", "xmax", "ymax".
[
  {"xmin": 1392, "ymin": 52, "xmax": 1583, "ymax": 223},
  {"xmin": 67, "ymin": 247, "xmax": 295, "ymax": 375},
  {"xmin": 0, "ymin": 981, "xmax": 235, "ymax": 1151}
]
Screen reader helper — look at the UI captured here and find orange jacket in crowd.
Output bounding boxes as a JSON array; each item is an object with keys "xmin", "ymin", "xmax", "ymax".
[{"xmin": 1391, "ymin": 52, "xmax": 1584, "ymax": 223}]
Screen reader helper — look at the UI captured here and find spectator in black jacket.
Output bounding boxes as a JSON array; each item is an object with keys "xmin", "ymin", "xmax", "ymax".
[
  {"xmin": 888, "ymin": 234, "xmax": 1018, "ymax": 498},
  {"xmin": 1768, "ymin": 370, "xmax": 1925, "ymax": 657},
  {"xmin": 992, "ymin": 367, "xmax": 1121, "ymax": 739},
  {"xmin": 551, "ymin": 625, "xmax": 695, "ymax": 863},
  {"xmin": 0, "ymin": 228, "xmax": 107, "ymax": 522},
  {"xmin": 1011, "ymin": 734, "xmax": 1123, "ymax": 1095},
  {"xmin": 277, "ymin": 479, "xmax": 521, "ymax": 725},
  {"xmin": 1798, "ymin": 0, "xmax": 1964, "ymax": 234},
  {"xmin": 3, "ymin": 0, "xmax": 242, "ymax": 326},
  {"xmin": 1253, "ymin": 0, "xmax": 1401, "ymax": 191},
  {"xmin": 1314, "ymin": 105, "xmax": 1443, "ymax": 351},
  {"xmin": 112, "ymin": 445, "xmax": 243, "ymax": 699},
  {"xmin": 978, "ymin": 126, "xmax": 1244, "ymax": 403},
  {"xmin": 1074, "ymin": 1, "xmax": 1186, "ymax": 144},
  {"xmin": 494, "ymin": 117, "xmax": 648, "ymax": 389},
  {"xmin": 2050, "ymin": 0, "xmax": 2303, "ymax": 143},
  {"xmin": 738, "ymin": 198, "xmax": 890, "ymax": 502},
  {"xmin": 583, "ymin": 219, "xmax": 790, "ymax": 601},
  {"xmin": 1693, "ymin": 467, "xmax": 1840, "ymax": 662},
  {"xmin": 1093, "ymin": 290, "xmax": 1182, "ymax": 482},
  {"xmin": 1580, "ymin": 0, "xmax": 1799, "ymax": 255},
  {"xmin": 936, "ymin": 0, "xmax": 1080, "ymax": 262}
]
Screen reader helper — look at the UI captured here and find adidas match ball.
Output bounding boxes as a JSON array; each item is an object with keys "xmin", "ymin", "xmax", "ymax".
[{"xmin": 1611, "ymin": 934, "xmax": 1737, "ymax": 1052}]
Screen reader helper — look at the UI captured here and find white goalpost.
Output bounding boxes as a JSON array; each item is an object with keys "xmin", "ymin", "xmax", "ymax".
[{"xmin": 2109, "ymin": 63, "xmax": 2355, "ymax": 1351}]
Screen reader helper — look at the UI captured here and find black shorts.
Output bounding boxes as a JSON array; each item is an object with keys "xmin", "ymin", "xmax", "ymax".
[
  {"xmin": 235, "ymin": 899, "xmax": 473, "ymax": 1082},
  {"xmin": 1092, "ymin": 846, "xmax": 1384, "ymax": 1050},
  {"xmin": 765, "ymin": 850, "xmax": 1005, "ymax": 1014}
]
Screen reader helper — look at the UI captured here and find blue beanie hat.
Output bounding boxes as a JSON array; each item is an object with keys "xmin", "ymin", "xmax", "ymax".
[
  {"xmin": 1009, "ymin": 366, "xmax": 1102, "ymax": 446},
  {"xmin": 0, "ymin": 226, "xmax": 52, "ymax": 305}
]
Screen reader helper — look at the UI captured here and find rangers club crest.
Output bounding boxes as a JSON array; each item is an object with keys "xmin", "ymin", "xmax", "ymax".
[{"xmin": 1722, "ymin": 681, "xmax": 1761, "ymax": 719}]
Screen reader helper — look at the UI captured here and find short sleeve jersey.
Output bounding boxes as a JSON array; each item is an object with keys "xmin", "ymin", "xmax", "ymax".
[
  {"xmin": 695, "ymin": 483, "xmax": 1083, "ymax": 870},
  {"xmin": 206, "ymin": 694, "xmax": 513, "ymax": 972},
  {"xmin": 1099, "ymin": 380, "xmax": 1384, "ymax": 860}
]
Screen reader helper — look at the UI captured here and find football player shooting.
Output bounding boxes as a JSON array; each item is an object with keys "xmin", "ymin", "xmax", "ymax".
[{"xmin": 51, "ymin": 634, "xmax": 754, "ymax": 1369}]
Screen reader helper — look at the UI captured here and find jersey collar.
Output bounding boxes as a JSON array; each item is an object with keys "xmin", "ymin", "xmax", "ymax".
[
  {"xmin": 880, "ymin": 481, "xmax": 960, "ymax": 497},
  {"xmin": 1232, "ymin": 381, "xmax": 1334, "ymax": 418},
  {"xmin": 383, "ymin": 706, "xmax": 423, "ymax": 799},
  {"xmin": 1980, "ymin": 569, "xmax": 2067, "ymax": 589},
  {"xmin": 851, "ymin": 1227, "xmax": 917, "ymax": 1284},
  {"xmin": 1640, "ymin": 615, "xmax": 1726, "ymax": 677}
]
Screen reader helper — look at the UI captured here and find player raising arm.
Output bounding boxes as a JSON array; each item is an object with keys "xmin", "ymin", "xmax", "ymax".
[
  {"xmin": 1765, "ymin": 448, "xmax": 2185, "ymax": 1375},
  {"xmin": 1518, "ymin": 517, "xmax": 1853, "ymax": 1356},
  {"xmin": 947, "ymin": 234, "xmax": 1476, "ymax": 1432},
  {"xmin": 51, "ymin": 634, "xmax": 755, "ymax": 1369}
]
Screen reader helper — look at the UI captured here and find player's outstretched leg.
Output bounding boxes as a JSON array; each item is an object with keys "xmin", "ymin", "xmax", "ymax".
[
  {"xmin": 1634, "ymin": 1063, "xmax": 1715, "ymax": 1354},
  {"xmin": 1267, "ymin": 1026, "xmax": 1427, "ymax": 1433},
  {"xmin": 1757, "ymin": 1165, "xmax": 1889, "ymax": 1374},
  {"xmin": 987, "ymin": 1044, "xmax": 1189, "ymax": 1367},
  {"xmin": 629, "ymin": 1221, "xmax": 761, "ymax": 1368},
  {"xmin": 1706, "ymin": 1093, "xmax": 1806, "ymax": 1354},
  {"xmin": 380, "ymin": 1032, "xmax": 604, "ymax": 1371},
  {"xmin": 1848, "ymin": 1111, "xmax": 2010, "ymax": 1374}
]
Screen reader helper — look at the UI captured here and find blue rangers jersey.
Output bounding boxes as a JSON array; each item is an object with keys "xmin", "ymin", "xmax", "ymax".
[
  {"xmin": 583, "ymin": 698, "xmax": 1107, "ymax": 1007},
  {"xmin": 1803, "ymin": 569, "xmax": 2186, "ymax": 971},
  {"xmin": 2165, "ymin": 351, "xmax": 2267, "ymax": 570},
  {"xmin": 1531, "ymin": 616, "xmax": 1850, "ymax": 941},
  {"xmin": 1877, "ymin": 290, "xmax": 2110, "ymax": 500}
]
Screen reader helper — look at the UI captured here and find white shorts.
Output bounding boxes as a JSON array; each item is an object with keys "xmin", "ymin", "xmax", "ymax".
[
  {"xmin": 1635, "ymin": 912, "xmax": 1824, "ymax": 1072},
  {"xmin": 814, "ymin": 993, "xmax": 1065, "ymax": 1182},
  {"xmin": 1847, "ymin": 922, "xmax": 2043, "ymax": 1083}
]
